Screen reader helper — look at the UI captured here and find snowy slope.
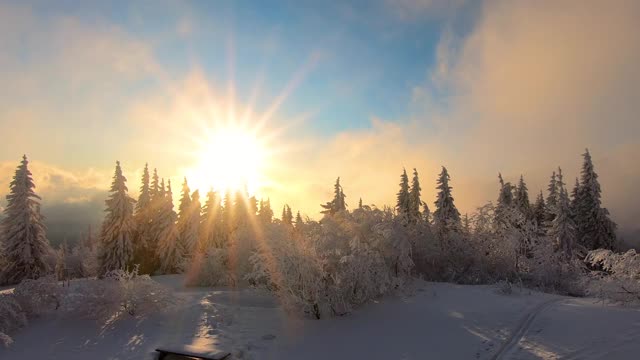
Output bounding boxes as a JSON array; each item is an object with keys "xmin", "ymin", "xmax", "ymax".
[{"xmin": 1, "ymin": 276, "xmax": 639, "ymax": 360}]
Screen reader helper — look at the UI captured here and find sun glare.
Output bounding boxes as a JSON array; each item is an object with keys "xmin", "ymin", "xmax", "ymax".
[{"xmin": 187, "ymin": 125, "xmax": 267, "ymax": 196}]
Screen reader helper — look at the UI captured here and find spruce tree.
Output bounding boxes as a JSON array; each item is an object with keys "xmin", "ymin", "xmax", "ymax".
[
  {"xmin": 258, "ymin": 198, "xmax": 274, "ymax": 225},
  {"xmin": 358, "ymin": 198, "xmax": 363, "ymax": 209},
  {"xmin": 549, "ymin": 168, "xmax": 576, "ymax": 259},
  {"xmin": 182, "ymin": 190, "xmax": 201, "ymax": 258},
  {"xmin": 295, "ymin": 211, "xmax": 304, "ymax": 230},
  {"xmin": 282, "ymin": 205, "xmax": 293, "ymax": 225},
  {"xmin": 494, "ymin": 173, "xmax": 515, "ymax": 228},
  {"xmin": 0, "ymin": 155, "xmax": 52, "ymax": 284},
  {"xmin": 133, "ymin": 163, "xmax": 154, "ymax": 273},
  {"xmin": 396, "ymin": 169, "xmax": 410, "ymax": 217},
  {"xmin": 433, "ymin": 167, "xmax": 461, "ymax": 235},
  {"xmin": 574, "ymin": 149, "xmax": 617, "ymax": 249},
  {"xmin": 409, "ymin": 168, "xmax": 422, "ymax": 223},
  {"xmin": 532, "ymin": 191, "xmax": 546, "ymax": 229},
  {"xmin": 545, "ymin": 170, "xmax": 558, "ymax": 223},
  {"xmin": 514, "ymin": 175, "xmax": 531, "ymax": 219},
  {"xmin": 155, "ymin": 180, "xmax": 180, "ymax": 273},
  {"xmin": 98, "ymin": 161, "xmax": 136, "ymax": 274},
  {"xmin": 422, "ymin": 201, "xmax": 432, "ymax": 224},
  {"xmin": 320, "ymin": 177, "xmax": 347, "ymax": 215},
  {"xmin": 201, "ymin": 189, "xmax": 222, "ymax": 249}
]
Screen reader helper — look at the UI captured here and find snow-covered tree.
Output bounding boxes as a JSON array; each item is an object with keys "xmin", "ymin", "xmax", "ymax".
[
  {"xmin": 295, "ymin": 211, "xmax": 304, "ymax": 230},
  {"xmin": 201, "ymin": 189, "xmax": 223, "ymax": 250},
  {"xmin": 98, "ymin": 161, "xmax": 136, "ymax": 274},
  {"xmin": 258, "ymin": 198, "xmax": 274, "ymax": 225},
  {"xmin": 546, "ymin": 170, "xmax": 558, "ymax": 223},
  {"xmin": 396, "ymin": 169, "xmax": 410, "ymax": 217},
  {"xmin": 549, "ymin": 168, "xmax": 576, "ymax": 260},
  {"xmin": 494, "ymin": 173, "xmax": 515, "ymax": 229},
  {"xmin": 0, "ymin": 155, "xmax": 52, "ymax": 285},
  {"xmin": 282, "ymin": 205, "xmax": 293, "ymax": 225},
  {"xmin": 433, "ymin": 167, "xmax": 461, "ymax": 236},
  {"xmin": 422, "ymin": 201, "xmax": 432, "ymax": 224},
  {"xmin": 55, "ymin": 240, "xmax": 69, "ymax": 283},
  {"xmin": 532, "ymin": 191, "xmax": 546, "ymax": 229},
  {"xmin": 574, "ymin": 149, "xmax": 617, "ymax": 250},
  {"xmin": 155, "ymin": 180, "xmax": 181, "ymax": 273},
  {"xmin": 514, "ymin": 175, "xmax": 531, "ymax": 219},
  {"xmin": 179, "ymin": 189, "xmax": 201, "ymax": 259},
  {"xmin": 409, "ymin": 168, "xmax": 422, "ymax": 223},
  {"xmin": 133, "ymin": 163, "xmax": 155, "ymax": 273},
  {"xmin": 320, "ymin": 177, "xmax": 346, "ymax": 215}
]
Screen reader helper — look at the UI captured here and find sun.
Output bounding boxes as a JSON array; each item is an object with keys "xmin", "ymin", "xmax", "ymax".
[{"xmin": 187, "ymin": 124, "xmax": 267, "ymax": 196}]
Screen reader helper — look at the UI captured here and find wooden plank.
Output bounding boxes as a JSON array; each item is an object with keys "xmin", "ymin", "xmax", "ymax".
[{"xmin": 156, "ymin": 346, "xmax": 230, "ymax": 360}]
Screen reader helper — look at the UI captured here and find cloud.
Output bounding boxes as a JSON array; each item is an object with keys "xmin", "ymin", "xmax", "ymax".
[{"xmin": 385, "ymin": 0, "xmax": 467, "ymax": 21}]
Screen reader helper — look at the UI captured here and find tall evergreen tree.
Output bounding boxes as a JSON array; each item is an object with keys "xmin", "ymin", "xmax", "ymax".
[
  {"xmin": 422, "ymin": 201, "xmax": 432, "ymax": 224},
  {"xmin": 409, "ymin": 168, "xmax": 422, "ymax": 222},
  {"xmin": 574, "ymin": 149, "xmax": 617, "ymax": 249},
  {"xmin": 433, "ymin": 167, "xmax": 461, "ymax": 235},
  {"xmin": 358, "ymin": 198, "xmax": 363, "ymax": 209},
  {"xmin": 295, "ymin": 211, "xmax": 304, "ymax": 230},
  {"xmin": 282, "ymin": 205, "xmax": 293, "ymax": 225},
  {"xmin": 222, "ymin": 190, "xmax": 234, "ymax": 235},
  {"xmin": 494, "ymin": 173, "xmax": 515, "ymax": 228},
  {"xmin": 201, "ymin": 189, "xmax": 222, "ymax": 249},
  {"xmin": 396, "ymin": 169, "xmax": 410, "ymax": 217},
  {"xmin": 549, "ymin": 168, "xmax": 576, "ymax": 259},
  {"xmin": 545, "ymin": 170, "xmax": 558, "ymax": 223},
  {"xmin": 514, "ymin": 175, "xmax": 531, "ymax": 218},
  {"xmin": 133, "ymin": 164, "xmax": 150, "ymax": 265},
  {"xmin": 532, "ymin": 191, "xmax": 547, "ymax": 229},
  {"xmin": 0, "ymin": 155, "xmax": 52, "ymax": 284},
  {"xmin": 320, "ymin": 177, "xmax": 346, "ymax": 215},
  {"xmin": 258, "ymin": 198, "xmax": 274, "ymax": 225},
  {"xmin": 182, "ymin": 190, "xmax": 201, "ymax": 258},
  {"xmin": 155, "ymin": 179, "xmax": 180, "ymax": 273},
  {"xmin": 98, "ymin": 161, "xmax": 136, "ymax": 274}
]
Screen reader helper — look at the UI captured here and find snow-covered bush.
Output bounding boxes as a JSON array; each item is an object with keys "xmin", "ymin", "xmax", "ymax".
[
  {"xmin": 0, "ymin": 294, "xmax": 27, "ymax": 347},
  {"xmin": 184, "ymin": 248, "xmax": 232, "ymax": 287},
  {"xmin": 247, "ymin": 208, "xmax": 417, "ymax": 318},
  {"xmin": 64, "ymin": 267, "xmax": 174, "ymax": 320},
  {"xmin": 583, "ymin": 249, "xmax": 640, "ymax": 304},
  {"xmin": 13, "ymin": 276, "xmax": 63, "ymax": 316}
]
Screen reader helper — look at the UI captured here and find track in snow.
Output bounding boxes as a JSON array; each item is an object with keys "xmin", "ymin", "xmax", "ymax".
[{"xmin": 491, "ymin": 298, "xmax": 562, "ymax": 360}]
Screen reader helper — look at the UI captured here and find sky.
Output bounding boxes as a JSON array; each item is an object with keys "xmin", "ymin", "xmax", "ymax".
[{"xmin": 0, "ymin": 0, "xmax": 639, "ymax": 246}]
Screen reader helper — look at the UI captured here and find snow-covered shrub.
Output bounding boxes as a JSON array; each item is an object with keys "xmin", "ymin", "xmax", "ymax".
[
  {"xmin": 583, "ymin": 249, "xmax": 640, "ymax": 304},
  {"xmin": 64, "ymin": 267, "xmax": 174, "ymax": 319},
  {"xmin": 0, "ymin": 294, "xmax": 27, "ymax": 347},
  {"xmin": 13, "ymin": 276, "xmax": 63, "ymax": 316},
  {"xmin": 247, "ymin": 208, "xmax": 417, "ymax": 318},
  {"xmin": 184, "ymin": 248, "xmax": 232, "ymax": 287}
]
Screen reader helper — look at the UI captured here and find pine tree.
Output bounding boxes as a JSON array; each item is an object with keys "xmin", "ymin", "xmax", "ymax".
[
  {"xmin": 433, "ymin": 167, "xmax": 461, "ymax": 235},
  {"xmin": 514, "ymin": 175, "xmax": 531, "ymax": 219},
  {"xmin": 282, "ymin": 205, "xmax": 293, "ymax": 225},
  {"xmin": 422, "ymin": 201, "xmax": 432, "ymax": 224},
  {"xmin": 574, "ymin": 149, "xmax": 617, "ymax": 249},
  {"xmin": 222, "ymin": 190, "xmax": 234, "ymax": 235},
  {"xmin": 98, "ymin": 161, "xmax": 136, "ymax": 274},
  {"xmin": 494, "ymin": 173, "xmax": 515, "ymax": 228},
  {"xmin": 546, "ymin": 170, "xmax": 558, "ymax": 223},
  {"xmin": 532, "ymin": 191, "xmax": 546, "ymax": 229},
  {"xmin": 0, "ymin": 155, "xmax": 52, "ymax": 284},
  {"xmin": 133, "ymin": 163, "xmax": 154, "ymax": 273},
  {"xmin": 180, "ymin": 189, "xmax": 201, "ymax": 258},
  {"xmin": 155, "ymin": 179, "xmax": 181, "ymax": 273},
  {"xmin": 320, "ymin": 177, "xmax": 347, "ymax": 215},
  {"xmin": 358, "ymin": 198, "xmax": 363, "ymax": 209},
  {"xmin": 201, "ymin": 189, "xmax": 222, "ymax": 250},
  {"xmin": 295, "ymin": 211, "xmax": 304, "ymax": 230},
  {"xmin": 151, "ymin": 168, "xmax": 161, "ymax": 199},
  {"xmin": 396, "ymin": 169, "xmax": 410, "ymax": 217},
  {"xmin": 258, "ymin": 198, "xmax": 274, "ymax": 225},
  {"xmin": 549, "ymin": 168, "xmax": 576, "ymax": 259},
  {"xmin": 409, "ymin": 168, "xmax": 422, "ymax": 223}
]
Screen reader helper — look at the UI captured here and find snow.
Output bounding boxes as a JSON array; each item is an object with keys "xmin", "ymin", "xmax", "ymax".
[{"xmin": 1, "ymin": 276, "xmax": 639, "ymax": 360}]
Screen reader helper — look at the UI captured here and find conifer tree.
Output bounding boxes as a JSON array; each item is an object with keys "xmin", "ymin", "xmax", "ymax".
[
  {"xmin": 282, "ymin": 205, "xmax": 293, "ymax": 225},
  {"xmin": 133, "ymin": 164, "xmax": 154, "ymax": 273},
  {"xmin": 201, "ymin": 189, "xmax": 222, "ymax": 250},
  {"xmin": 155, "ymin": 180, "xmax": 181, "ymax": 273},
  {"xmin": 222, "ymin": 190, "xmax": 234, "ymax": 235},
  {"xmin": 514, "ymin": 175, "xmax": 531, "ymax": 218},
  {"xmin": 409, "ymin": 168, "xmax": 422, "ymax": 222},
  {"xmin": 494, "ymin": 173, "xmax": 515, "ymax": 228},
  {"xmin": 320, "ymin": 177, "xmax": 347, "ymax": 215},
  {"xmin": 574, "ymin": 149, "xmax": 617, "ymax": 249},
  {"xmin": 546, "ymin": 170, "xmax": 558, "ymax": 223},
  {"xmin": 549, "ymin": 168, "xmax": 576, "ymax": 259},
  {"xmin": 181, "ymin": 190, "xmax": 201, "ymax": 258},
  {"xmin": 258, "ymin": 198, "xmax": 274, "ymax": 225},
  {"xmin": 433, "ymin": 167, "xmax": 461, "ymax": 235},
  {"xmin": 295, "ymin": 211, "xmax": 304, "ymax": 230},
  {"xmin": 358, "ymin": 198, "xmax": 363, "ymax": 209},
  {"xmin": 532, "ymin": 191, "xmax": 547, "ymax": 229},
  {"xmin": 422, "ymin": 201, "xmax": 432, "ymax": 224},
  {"xmin": 396, "ymin": 169, "xmax": 410, "ymax": 217},
  {"xmin": 55, "ymin": 240, "xmax": 69, "ymax": 283},
  {"xmin": 98, "ymin": 161, "xmax": 136, "ymax": 274},
  {"xmin": 0, "ymin": 155, "xmax": 52, "ymax": 284}
]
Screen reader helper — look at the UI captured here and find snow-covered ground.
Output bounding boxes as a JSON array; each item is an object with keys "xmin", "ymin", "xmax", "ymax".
[{"xmin": 1, "ymin": 276, "xmax": 639, "ymax": 360}]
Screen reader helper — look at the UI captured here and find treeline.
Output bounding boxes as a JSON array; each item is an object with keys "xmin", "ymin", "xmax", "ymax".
[{"xmin": 0, "ymin": 149, "xmax": 617, "ymax": 286}]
